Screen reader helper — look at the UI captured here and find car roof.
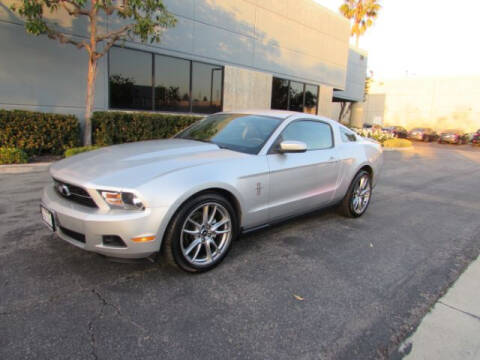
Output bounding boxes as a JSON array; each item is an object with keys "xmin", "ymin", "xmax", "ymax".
[{"xmin": 218, "ymin": 110, "xmax": 336, "ymax": 124}]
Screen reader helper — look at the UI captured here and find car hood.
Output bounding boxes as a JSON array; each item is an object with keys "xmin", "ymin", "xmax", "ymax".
[{"xmin": 50, "ymin": 139, "xmax": 248, "ymax": 189}]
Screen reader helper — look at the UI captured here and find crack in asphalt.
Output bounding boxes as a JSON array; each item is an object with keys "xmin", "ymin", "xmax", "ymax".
[
  {"xmin": 0, "ymin": 267, "xmax": 159, "ymax": 315},
  {"xmin": 87, "ymin": 288, "xmax": 152, "ymax": 360}
]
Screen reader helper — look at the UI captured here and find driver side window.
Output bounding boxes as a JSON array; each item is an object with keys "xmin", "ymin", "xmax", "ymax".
[{"xmin": 278, "ymin": 120, "xmax": 333, "ymax": 150}]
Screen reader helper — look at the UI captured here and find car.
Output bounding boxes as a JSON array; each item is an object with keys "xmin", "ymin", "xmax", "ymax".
[
  {"xmin": 472, "ymin": 129, "xmax": 480, "ymax": 146},
  {"xmin": 408, "ymin": 128, "xmax": 438, "ymax": 142},
  {"xmin": 383, "ymin": 126, "xmax": 408, "ymax": 138},
  {"xmin": 41, "ymin": 111, "xmax": 383, "ymax": 272},
  {"xmin": 438, "ymin": 129, "xmax": 468, "ymax": 144}
]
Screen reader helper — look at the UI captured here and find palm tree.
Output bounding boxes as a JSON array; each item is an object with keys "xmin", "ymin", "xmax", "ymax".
[{"xmin": 340, "ymin": 0, "xmax": 381, "ymax": 47}]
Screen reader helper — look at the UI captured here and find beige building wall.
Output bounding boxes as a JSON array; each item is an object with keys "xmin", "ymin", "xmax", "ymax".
[
  {"xmin": 223, "ymin": 66, "xmax": 272, "ymax": 111},
  {"xmin": 363, "ymin": 94, "xmax": 386, "ymax": 126},
  {"xmin": 318, "ymin": 85, "xmax": 334, "ymax": 118},
  {"xmin": 366, "ymin": 77, "xmax": 480, "ymax": 132}
]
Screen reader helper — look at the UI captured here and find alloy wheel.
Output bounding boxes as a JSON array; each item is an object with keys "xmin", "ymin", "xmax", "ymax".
[
  {"xmin": 180, "ymin": 202, "xmax": 232, "ymax": 267},
  {"xmin": 351, "ymin": 175, "xmax": 371, "ymax": 215}
]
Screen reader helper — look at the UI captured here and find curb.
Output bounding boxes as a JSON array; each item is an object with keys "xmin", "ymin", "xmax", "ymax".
[{"xmin": 0, "ymin": 162, "xmax": 52, "ymax": 174}]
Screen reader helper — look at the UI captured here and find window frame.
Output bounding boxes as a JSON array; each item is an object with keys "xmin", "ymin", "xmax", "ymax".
[
  {"xmin": 268, "ymin": 119, "xmax": 335, "ymax": 154},
  {"xmin": 108, "ymin": 45, "xmax": 224, "ymax": 115}
]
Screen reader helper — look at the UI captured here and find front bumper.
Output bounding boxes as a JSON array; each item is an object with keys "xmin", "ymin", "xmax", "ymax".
[{"xmin": 41, "ymin": 184, "xmax": 167, "ymax": 259}]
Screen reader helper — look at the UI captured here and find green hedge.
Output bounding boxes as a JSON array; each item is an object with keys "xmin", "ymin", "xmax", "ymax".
[
  {"xmin": 0, "ymin": 110, "xmax": 80, "ymax": 155},
  {"xmin": 92, "ymin": 112, "xmax": 202, "ymax": 146},
  {"xmin": 0, "ymin": 147, "xmax": 29, "ymax": 164},
  {"xmin": 65, "ymin": 146, "xmax": 101, "ymax": 158}
]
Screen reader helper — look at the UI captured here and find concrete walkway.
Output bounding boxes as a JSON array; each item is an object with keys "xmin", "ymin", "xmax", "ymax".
[{"xmin": 399, "ymin": 256, "xmax": 480, "ymax": 359}]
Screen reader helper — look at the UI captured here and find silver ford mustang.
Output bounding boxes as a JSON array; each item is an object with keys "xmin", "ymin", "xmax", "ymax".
[{"xmin": 41, "ymin": 111, "xmax": 383, "ymax": 272}]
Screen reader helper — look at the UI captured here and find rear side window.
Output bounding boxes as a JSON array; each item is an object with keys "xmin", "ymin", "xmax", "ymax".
[
  {"xmin": 280, "ymin": 120, "xmax": 333, "ymax": 150},
  {"xmin": 340, "ymin": 127, "xmax": 357, "ymax": 142}
]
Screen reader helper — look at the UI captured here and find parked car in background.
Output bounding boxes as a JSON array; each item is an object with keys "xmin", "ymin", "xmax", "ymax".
[
  {"xmin": 438, "ymin": 129, "xmax": 468, "ymax": 144},
  {"xmin": 383, "ymin": 126, "xmax": 408, "ymax": 138},
  {"xmin": 408, "ymin": 128, "xmax": 438, "ymax": 142},
  {"xmin": 41, "ymin": 111, "xmax": 383, "ymax": 272},
  {"xmin": 472, "ymin": 129, "xmax": 480, "ymax": 146}
]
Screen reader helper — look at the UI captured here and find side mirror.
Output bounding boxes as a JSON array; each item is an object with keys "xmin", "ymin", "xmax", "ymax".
[{"xmin": 278, "ymin": 140, "xmax": 307, "ymax": 153}]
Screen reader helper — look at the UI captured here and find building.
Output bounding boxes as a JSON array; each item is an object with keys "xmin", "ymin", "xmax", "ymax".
[
  {"xmin": 363, "ymin": 76, "xmax": 480, "ymax": 132},
  {"xmin": 0, "ymin": 0, "xmax": 367, "ymax": 123}
]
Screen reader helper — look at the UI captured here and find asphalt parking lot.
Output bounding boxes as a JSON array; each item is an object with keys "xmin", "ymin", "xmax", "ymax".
[{"xmin": 1, "ymin": 142, "xmax": 479, "ymax": 360}]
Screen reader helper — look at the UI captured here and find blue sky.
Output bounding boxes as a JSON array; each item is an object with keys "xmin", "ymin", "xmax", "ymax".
[{"xmin": 316, "ymin": 0, "xmax": 480, "ymax": 79}]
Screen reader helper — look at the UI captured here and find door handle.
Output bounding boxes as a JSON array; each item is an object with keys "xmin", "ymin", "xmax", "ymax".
[{"xmin": 328, "ymin": 156, "xmax": 339, "ymax": 163}]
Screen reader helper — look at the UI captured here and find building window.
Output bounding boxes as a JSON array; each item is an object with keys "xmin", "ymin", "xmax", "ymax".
[
  {"xmin": 271, "ymin": 77, "xmax": 319, "ymax": 114},
  {"xmin": 154, "ymin": 55, "xmax": 190, "ymax": 112},
  {"xmin": 109, "ymin": 47, "xmax": 153, "ymax": 111},
  {"xmin": 289, "ymin": 81, "xmax": 304, "ymax": 112},
  {"xmin": 271, "ymin": 78, "xmax": 289, "ymax": 110},
  {"xmin": 109, "ymin": 47, "xmax": 223, "ymax": 114},
  {"xmin": 192, "ymin": 62, "xmax": 223, "ymax": 114},
  {"xmin": 304, "ymin": 85, "xmax": 318, "ymax": 114}
]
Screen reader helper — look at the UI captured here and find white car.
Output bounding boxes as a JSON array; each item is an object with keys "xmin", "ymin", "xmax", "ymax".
[{"xmin": 41, "ymin": 111, "xmax": 383, "ymax": 272}]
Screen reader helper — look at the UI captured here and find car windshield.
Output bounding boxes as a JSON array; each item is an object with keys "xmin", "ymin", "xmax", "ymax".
[{"xmin": 175, "ymin": 113, "xmax": 282, "ymax": 154}]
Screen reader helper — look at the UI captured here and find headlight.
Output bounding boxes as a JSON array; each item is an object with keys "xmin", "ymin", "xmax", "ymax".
[{"xmin": 100, "ymin": 191, "xmax": 145, "ymax": 210}]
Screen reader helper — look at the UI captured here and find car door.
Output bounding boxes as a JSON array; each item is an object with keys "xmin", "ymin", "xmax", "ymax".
[{"xmin": 266, "ymin": 119, "xmax": 340, "ymax": 221}]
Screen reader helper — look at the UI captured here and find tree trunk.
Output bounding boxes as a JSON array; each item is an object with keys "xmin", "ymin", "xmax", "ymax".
[
  {"xmin": 338, "ymin": 102, "xmax": 346, "ymax": 122},
  {"xmin": 84, "ymin": 2, "xmax": 98, "ymax": 146},
  {"xmin": 84, "ymin": 56, "xmax": 97, "ymax": 146}
]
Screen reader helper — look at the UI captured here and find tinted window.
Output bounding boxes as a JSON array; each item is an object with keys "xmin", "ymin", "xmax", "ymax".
[
  {"xmin": 280, "ymin": 120, "xmax": 333, "ymax": 150},
  {"xmin": 176, "ymin": 114, "xmax": 281, "ymax": 154},
  {"xmin": 271, "ymin": 78, "xmax": 289, "ymax": 110},
  {"xmin": 192, "ymin": 62, "xmax": 222, "ymax": 114},
  {"xmin": 340, "ymin": 127, "xmax": 357, "ymax": 142},
  {"xmin": 109, "ymin": 47, "xmax": 223, "ymax": 114},
  {"xmin": 271, "ymin": 77, "xmax": 319, "ymax": 114},
  {"xmin": 289, "ymin": 81, "xmax": 304, "ymax": 112},
  {"xmin": 155, "ymin": 55, "xmax": 190, "ymax": 112},
  {"xmin": 304, "ymin": 85, "xmax": 318, "ymax": 114},
  {"xmin": 109, "ymin": 47, "xmax": 152, "ymax": 110}
]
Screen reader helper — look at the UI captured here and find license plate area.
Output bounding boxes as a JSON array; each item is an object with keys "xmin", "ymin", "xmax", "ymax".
[{"xmin": 40, "ymin": 205, "xmax": 55, "ymax": 231}]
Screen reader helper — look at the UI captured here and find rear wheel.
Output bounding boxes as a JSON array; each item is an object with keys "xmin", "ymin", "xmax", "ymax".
[
  {"xmin": 339, "ymin": 170, "xmax": 372, "ymax": 218},
  {"xmin": 163, "ymin": 193, "xmax": 238, "ymax": 272}
]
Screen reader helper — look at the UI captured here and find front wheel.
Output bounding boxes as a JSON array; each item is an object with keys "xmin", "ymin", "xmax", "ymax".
[
  {"xmin": 162, "ymin": 193, "xmax": 238, "ymax": 272},
  {"xmin": 339, "ymin": 170, "xmax": 372, "ymax": 218}
]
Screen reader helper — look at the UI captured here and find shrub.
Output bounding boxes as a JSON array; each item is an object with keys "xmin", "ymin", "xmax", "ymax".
[
  {"xmin": 351, "ymin": 127, "xmax": 395, "ymax": 144},
  {"xmin": 0, "ymin": 147, "xmax": 29, "ymax": 164},
  {"xmin": 0, "ymin": 110, "xmax": 80, "ymax": 155},
  {"xmin": 383, "ymin": 138, "xmax": 413, "ymax": 148},
  {"xmin": 92, "ymin": 112, "xmax": 202, "ymax": 146},
  {"xmin": 65, "ymin": 146, "xmax": 101, "ymax": 158}
]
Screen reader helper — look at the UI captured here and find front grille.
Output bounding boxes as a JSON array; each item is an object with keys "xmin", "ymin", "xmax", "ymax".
[
  {"xmin": 59, "ymin": 226, "xmax": 86, "ymax": 243},
  {"xmin": 53, "ymin": 178, "xmax": 98, "ymax": 208}
]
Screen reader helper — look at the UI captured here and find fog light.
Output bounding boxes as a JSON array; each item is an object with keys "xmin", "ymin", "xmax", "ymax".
[
  {"xmin": 131, "ymin": 235, "xmax": 155, "ymax": 243},
  {"xmin": 102, "ymin": 235, "xmax": 127, "ymax": 248}
]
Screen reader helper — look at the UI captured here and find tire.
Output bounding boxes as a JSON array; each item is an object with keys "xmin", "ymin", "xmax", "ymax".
[
  {"xmin": 339, "ymin": 170, "xmax": 373, "ymax": 218},
  {"xmin": 162, "ymin": 193, "xmax": 238, "ymax": 273}
]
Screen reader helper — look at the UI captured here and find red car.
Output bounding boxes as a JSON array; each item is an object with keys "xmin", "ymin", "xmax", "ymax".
[{"xmin": 472, "ymin": 129, "xmax": 480, "ymax": 146}]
